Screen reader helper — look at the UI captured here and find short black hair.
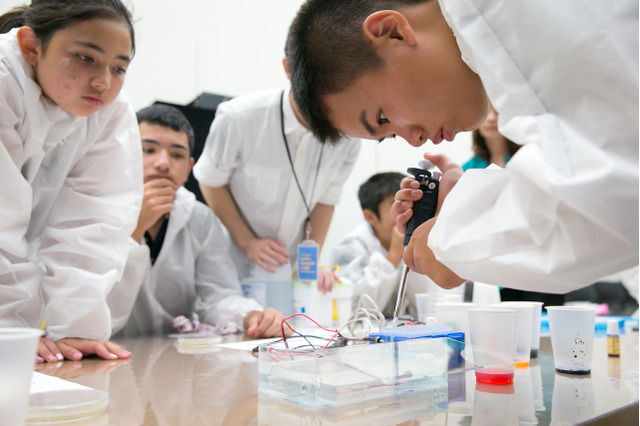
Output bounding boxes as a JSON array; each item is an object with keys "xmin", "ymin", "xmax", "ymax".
[
  {"xmin": 358, "ymin": 172, "xmax": 405, "ymax": 218},
  {"xmin": 286, "ymin": 0, "xmax": 427, "ymax": 145},
  {"xmin": 136, "ymin": 104, "xmax": 195, "ymax": 154}
]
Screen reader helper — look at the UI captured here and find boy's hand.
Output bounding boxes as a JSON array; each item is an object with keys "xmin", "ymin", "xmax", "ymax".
[
  {"xmin": 421, "ymin": 152, "xmax": 464, "ymax": 211},
  {"xmin": 402, "ymin": 218, "xmax": 465, "ymax": 289},
  {"xmin": 53, "ymin": 338, "xmax": 131, "ymax": 361},
  {"xmin": 391, "ymin": 177, "xmax": 423, "ymax": 235},
  {"xmin": 316, "ymin": 268, "xmax": 338, "ymax": 294},
  {"xmin": 386, "ymin": 227, "xmax": 405, "ymax": 267},
  {"xmin": 244, "ymin": 308, "xmax": 291, "ymax": 338},
  {"xmin": 391, "ymin": 152, "xmax": 463, "ymax": 234},
  {"xmin": 132, "ymin": 178, "xmax": 177, "ymax": 242},
  {"xmin": 391, "ymin": 152, "xmax": 465, "ymax": 289},
  {"xmin": 246, "ymin": 238, "xmax": 290, "ymax": 273}
]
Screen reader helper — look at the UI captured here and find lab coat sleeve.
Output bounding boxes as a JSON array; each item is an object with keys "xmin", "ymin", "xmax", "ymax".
[
  {"xmin": 332, "ymin": 233, "xmax": 400, "ymax": 311},
  {"xmin": 192, "ymin": 101, "xmax": 241, "ymax": 188},
  {"xmin": 0, "ymin": 61, "xmax": 40, "ymax": 327},
  {"xmin": 192, "ymin": 211, "xmax": 262, "ymax": 330},
  {"xmin": 318, "ymin": 137, "xmax": 362, "ymax": 205},
  {"xmin": 430, "ymin": 135, "xmax": 638, "ymax": 294},
  {"xmin": 431, "ymin": 0, "xmax": 638, "ymax": 293},
  {"xmin": 40, "ymin": 97, "xmax": 143, "ymax": 341},
  {"xmin": 108, "ymin": 238, "xmax": 150, "ymax": 335}
]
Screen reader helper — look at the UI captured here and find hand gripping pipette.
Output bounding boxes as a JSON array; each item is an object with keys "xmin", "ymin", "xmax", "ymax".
[{"xmin": 390, "ymin": 159, "xmax": 440, "ymax": 341}]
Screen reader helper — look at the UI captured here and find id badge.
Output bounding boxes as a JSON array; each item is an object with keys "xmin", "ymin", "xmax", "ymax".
[{"xmin": 297, "ymin": 239, "xmax": 318, "ymax": 281}]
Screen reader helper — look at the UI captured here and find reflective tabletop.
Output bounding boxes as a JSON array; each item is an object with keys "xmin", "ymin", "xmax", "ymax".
[{"xmin": 32, "ymin": 331, "xmax": 638, "ymax": 425}]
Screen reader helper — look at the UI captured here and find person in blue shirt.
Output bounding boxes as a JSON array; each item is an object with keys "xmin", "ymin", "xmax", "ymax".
[{"xmin": 462, "ymin": 104, "xmax": 520, "ymax": 171}]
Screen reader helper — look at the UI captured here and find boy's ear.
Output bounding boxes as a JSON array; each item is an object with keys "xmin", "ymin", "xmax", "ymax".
[
  {"xmin": 282, "ymin": 57, "xmax": 291, "ymax": 80},
  {"xmin": 16, "ymin": 27, "xmax": 39, "ymax": 66},
  {"xmin": 363, "ymin": 10, "xmax": 417, "ymax": 50},
  {"xmin": 363, "ymin": 209, "xmax": 378, "ymax": 227}
]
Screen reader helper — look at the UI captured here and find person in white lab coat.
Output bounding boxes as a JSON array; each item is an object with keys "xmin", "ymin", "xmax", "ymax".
[
  {"xmin": 0, "ymin": 1, "xmax": 142, "ymax": 363},
  {"xmin": 193, "ymin": 59, "xmax": 361, "ymax": 294},
  {"xmin": 109, "ymin": 104, "xmax": 287, "ymax": 338},
  {"xmin": 285, "ymin": 0, "xmax": 638, "ymax": 294},
  {"xmin": 332, "ymin": 172, "xmax": 413, "ymax": 316}
]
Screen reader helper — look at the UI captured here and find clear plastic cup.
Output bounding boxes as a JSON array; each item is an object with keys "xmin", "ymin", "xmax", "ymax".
[
  {"xmin": 492, "ymin": 302, "xmax": 534, "ymax": 367},
  {"xmin": 551, "ymin": 374, "xmax": 595, "ymax": 424},
  {"xmin": 546, "ymin": 306, "xmax": 597, "ymax": 374},
  {"xmin": 472, "ymin": 382, "xmax": 518, "ymax": 425},
  {"xmin": 434, "ymin": 302, "xmax": 476, "ymax": 342},
  {"xmin": 414, "ymin": 293, "xmax": 430, "ymax": 323},
  {"xmin": 467, "ymin": 308, "xmax": 518, "ymax": 384},
  {"xmin": 0, "ymin": 327, "xmax": 43, "ymax": 426}
]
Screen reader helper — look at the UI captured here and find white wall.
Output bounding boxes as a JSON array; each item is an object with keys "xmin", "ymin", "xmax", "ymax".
[{"xmin": 0, "ymin": 0, "xmax": 473, "ymax": 264}]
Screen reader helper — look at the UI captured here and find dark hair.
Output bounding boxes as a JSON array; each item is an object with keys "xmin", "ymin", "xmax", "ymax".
[
  {"xmin": 137, "ymin": 104, "xmax": 195, "ymax": 154},
  {"xmin": 0, "ymin": 0, "xmax": 135, "ymax": 55},
  {"xmin": 286, "ymin": 0, "xmax": 426, "ymax": 145},
  {"xmin": 472, "ymin": 130, "xmax": 521, "ymax": 164},
  {"xmin": 358, "ymin": 172, "xmax": 405, "ymax": 218}
]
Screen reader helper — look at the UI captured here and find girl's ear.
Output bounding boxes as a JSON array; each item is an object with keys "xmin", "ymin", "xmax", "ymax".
[
  {"xmin": 16, "ymin": 27, "xmax": 39, "ymax": 66},
  {"xmin": 363, "ymin": 10, "xmax": 417, "ymax": 50}
]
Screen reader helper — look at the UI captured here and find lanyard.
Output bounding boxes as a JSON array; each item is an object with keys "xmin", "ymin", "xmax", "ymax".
[{"xmin": 279, "ymin": 89, "xmax": 323, "ymax": 240}]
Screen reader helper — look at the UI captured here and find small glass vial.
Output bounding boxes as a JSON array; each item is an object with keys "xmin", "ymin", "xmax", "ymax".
[{"xmin": 607, "ymin": 319, "xmax": 620, "ymax": 357}]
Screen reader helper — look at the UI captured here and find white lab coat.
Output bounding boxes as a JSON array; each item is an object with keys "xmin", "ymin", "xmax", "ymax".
[
  {"xmin": 431, "ymin": 0, "xmax": 639, "ymax": 293},
  {"xmin": 193, "ymin": 87, "xmax": 361, "ymax": 279},
  {"xmin": 331, "ymin": 222, "xmax": 432, "ymax": 317},
  {"xmin": 109, "ymin": 188, "xmax": 263, "ymax": 336},
  {"xmin": 0, "ymin": 29, "xmax": 142, "ymax": 341}
]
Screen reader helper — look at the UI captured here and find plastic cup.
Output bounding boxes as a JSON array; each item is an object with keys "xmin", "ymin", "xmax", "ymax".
[
  {"xmin": 498, "ymin": 301, "xmax": 543, "ymax": 357},
  {"xmin": 550, "ymin": 374, "xmax": 595, "ymax": 424},
  {"xmin": 0, "ymin": 327, "xmax": 43, "ymax": 426},
  {"xmin": 467, "ymin": 309, "xmax": 518, "ymax": 384},
  {"xmin": 434, "ymin": 302, "xmax": 475, "ymax": 342},
  {"xmin": 530, "ymin": 362, "xmax": 545, "ymax": 411},
  {"xmin": 513, "ymin": 301, "xmax": 544, "ymax": 358},
  {"xmin": 472, "ymin": 382, "xmax": 518, "ymax": 425},
  {"xmin": 414, "ymin": 293, "xmax": 430, "ymax": 323},
  {"xmin": 492, "ymin": 302, "xmax": 534, "ymax": 367},
  {"xmin": 546, "ymin": 306, "xmax": 596, "ymax": 374},
  {"xmin": 514, "ymin": 367, "xmax": 536, "ymax": 424}
]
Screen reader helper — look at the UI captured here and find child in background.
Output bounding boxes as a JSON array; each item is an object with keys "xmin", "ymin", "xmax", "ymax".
[
  {"xmin": 0, "ymin": 0, "xmax": 142, "ymax": 362},
  {"xmin": 109, "ymin": 104, "xmax": 287, "ymax": 338},
  {"xmin": 332, "ymin": 172, "xmax": 430, "ymax": 317}
]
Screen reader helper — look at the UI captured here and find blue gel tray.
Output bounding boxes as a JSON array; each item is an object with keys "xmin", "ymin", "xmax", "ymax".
[{"xmin": 370, "ymin": 324, "xmax": 465, "ymax": 342}]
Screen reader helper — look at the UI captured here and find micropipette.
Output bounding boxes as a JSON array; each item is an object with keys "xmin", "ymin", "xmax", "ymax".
[{"xmin": 390, "ymin": 160, "xmax": 440, "ymax": 342}]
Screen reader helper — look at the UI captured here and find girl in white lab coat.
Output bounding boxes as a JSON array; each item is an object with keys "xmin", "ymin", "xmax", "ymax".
[{"xmin": 0, "ymin": 0, "xmax": 142, "ymax": 362}]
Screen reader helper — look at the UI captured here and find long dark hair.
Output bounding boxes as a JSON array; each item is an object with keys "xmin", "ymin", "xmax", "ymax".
[
  {"xmin": 472, "ymin": 129, "xmax": 520, "ymax": 164},
  {"xmin": 0, "ymin": 0, "xmax": 135, "ymax": 55}
]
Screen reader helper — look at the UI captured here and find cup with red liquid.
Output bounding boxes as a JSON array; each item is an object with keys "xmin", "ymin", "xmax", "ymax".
[{"xmin": 467, "ymin": 308, "xmax": 518, "ymax": 384}]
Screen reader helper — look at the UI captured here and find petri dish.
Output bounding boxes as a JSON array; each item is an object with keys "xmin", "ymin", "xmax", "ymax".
[{"xmin": 26, "ymin": 389, "xmax": 108, "ymax": 424}]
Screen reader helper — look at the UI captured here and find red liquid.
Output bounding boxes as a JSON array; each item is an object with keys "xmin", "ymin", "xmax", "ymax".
[{"xmin": 475, "ymin": 368, "xmax": 514, "ymax": 385}]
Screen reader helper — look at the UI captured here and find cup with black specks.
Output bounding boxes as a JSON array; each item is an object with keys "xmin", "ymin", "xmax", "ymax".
[{"xmin": 546, "ymin": 306, "xmax": 597, "ymax": 374}]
